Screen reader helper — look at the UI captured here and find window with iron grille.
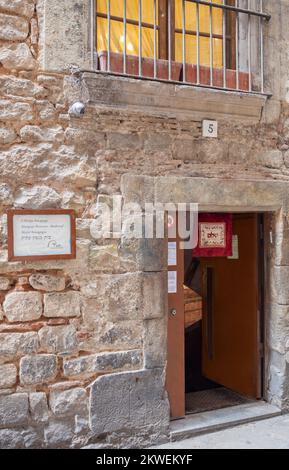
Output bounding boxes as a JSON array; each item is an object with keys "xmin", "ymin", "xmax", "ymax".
[{"xmin": 95, "ymin": 1, "xmax": 270, "ymax": 94}]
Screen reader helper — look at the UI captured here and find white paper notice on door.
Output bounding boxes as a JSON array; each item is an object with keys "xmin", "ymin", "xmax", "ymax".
[
  {"xmin": 168, "ymin": 271, "xmax": 177, "ymax": 294},
  {"xmin": 168, "ymin": 242, "xmax": 177, "ymax": 266},
  {"xmin": 227, "ymin": 235, "xmax": 239, "ymax": 260}
]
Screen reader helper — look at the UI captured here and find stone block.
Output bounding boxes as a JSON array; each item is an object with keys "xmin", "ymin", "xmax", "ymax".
[
  {"xmin": 0, "ymin": 393, "xmax": 29, "ymax": 427},
  {"xmin": 39, "ymin": 325, "xmax": 78, "ymax": 354},
  {"xmin": 0, "ymin": 100, "xmax": 33, "ymax": 122},
  {"xmin": 89, "ymin": 368, "xmax": 169, "ymax": 435},
  {"xmin": 0, "ymin": 332, "xmax": 38, "ymax": 362},
  {"xmin": 0, "ymin": 127, "xmax": 17, "ymax": 145},
  {"xmin": 20, "ymin": 125, "xmax": 64, "ymax": 143},
  {"xmin": 142, "ymin": 272, "xmax": 167, "ymax": 319},
  {"xmin": 49, "ymin": 387, "xmax": 87, "ymax": 416},
  {"xmin": 63, "ymin": 349, "xmax": 143, "ymax": 378},
  {"xmin": 29, "ymin": 392, "xmax": 49, "ymax": 423},
  {"xmin": 0, "ymin": 0, "xmax": 35, "ymax": 19},
  {"xmin": 0, "ymin": 429, "xmax": 24, "ymax": 449},
  {"xmin": 29, "ymin": 273, "xmax": 65, "ymax": 292},
  {"xmin": 0, "ymin": 43, "xmax": 36, "ymax": 71},
  {"xmin": 14, "ymin": 186, "xmax": 61, "ymax": 210},
  {"xmin": 271, "ymin": 266, "xmax": 289, "ymax": 304},
  {"xmin": 0, "ymin": 76, "xmax": 46, "ymax": 99},
  {"xmin": 44, "ymin": 292, "xmax": 80, "ymax": 318},
  {"xmin": 88, "ymin": 244, "xmax": 120, "ymax": 272},
  {"xmin": 0, "ymin": 14, "xmax": 29, "ymax": 41},
  {"xmin": 144, "ymin": 317, "xmax": 167, "ymax": 369},
  {"xmin": 20, "ymin": 354, "xmax": 57, "ymax": 385},
  {"xmin": 81, "ymin": 273, "xmax": 142, "ymax": 322},
  {"xmin": 0, "ymin": 277, "xmax": 11, "ymax": 291},
  {"xmin": 0, "ymin": 364, "xmax": 17, "ymax": 388},
  {"xmin": 44, "ymin": 421, "xmax": 74, "ymax": 447},
  {"xmin": 3, "ymin": 292, "xmax": 42, "ymax": 323}
]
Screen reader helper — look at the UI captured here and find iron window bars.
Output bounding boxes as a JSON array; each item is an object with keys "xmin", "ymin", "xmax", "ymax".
[{"xmin": 95, "ymin": 0, "xmax": 271, "ymax": 95}]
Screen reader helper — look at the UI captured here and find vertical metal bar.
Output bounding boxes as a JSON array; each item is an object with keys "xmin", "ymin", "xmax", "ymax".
[
  {"xmin": 154, "ymin": 0, "xmax": 157, "ymax": 78},
  {"xmin": 196, "ymin": 0, "xmax": 200, "ymax": 84},
  {"xmin": 248, "ymin": 0, "xmax": 252, "ymax": 91},
  {"xmin": 107, "ymin": 0, "xmax": 111, "ymax": 72},
  {"xmin": 91, "ymin": 0, "xmax": 96, "ymax": 70},
  {"xmin": 235, "ymin": 0, "xmax": 239, "ymax": 89},
  {"xmin": 168, "ymin": 0, "xmax": 172, "ymax": 80},
  {"xmin": 123, "ymin": 0, "xmax": 127, "ymax": 74},
  {"xmin": 222, "ymin": 0, "xmax": 226, "ymax": 88},
  {"xmin": 260, "ymin": 0, "xmax": 264, "ymax": 93},
  {"xmin": 182, "ymin": 0, "xmax": 186, "ymax": 82},
  {"xmin": 138, "ymin": 0, "xmax": 142, "ymax": 76},
  {"xmin": 209, "ymin": 0, "xmax": 213, "ymax": 86}
]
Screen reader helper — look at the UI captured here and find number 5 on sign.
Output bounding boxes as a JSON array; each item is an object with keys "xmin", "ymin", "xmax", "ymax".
[{"xmin": 202, "ymin": 120, "xmax": 218, "ymax": 138}]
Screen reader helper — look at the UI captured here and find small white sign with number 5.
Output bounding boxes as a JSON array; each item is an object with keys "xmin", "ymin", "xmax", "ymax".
[{"xmin": 202, "ymin": 120, "xmax": 218, "ymax": 138}]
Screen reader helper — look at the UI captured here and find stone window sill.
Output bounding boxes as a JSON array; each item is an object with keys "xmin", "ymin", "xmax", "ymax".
[{"xmin": 83, "ymin": 72, "xmax": 267, "ymax": 123}]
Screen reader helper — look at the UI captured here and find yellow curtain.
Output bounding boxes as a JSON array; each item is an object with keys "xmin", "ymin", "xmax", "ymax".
[
  {"xmin": 96, "ymin": 0, "xmax": 223, "ymax": 66},
  {"xmin": 97, "ymin": 0, "xmax": 158, "ymax": 58}
]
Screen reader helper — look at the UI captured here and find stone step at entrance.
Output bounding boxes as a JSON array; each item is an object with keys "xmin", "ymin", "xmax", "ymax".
[{"xmin": 169, "ymin": 401, "xmax": 281, "ymax": 443}]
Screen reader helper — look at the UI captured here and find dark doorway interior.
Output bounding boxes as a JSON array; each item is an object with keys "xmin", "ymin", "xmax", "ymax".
[{"xmin": 183, "ymin": 213, "xmax": 264, "ymax": 415}]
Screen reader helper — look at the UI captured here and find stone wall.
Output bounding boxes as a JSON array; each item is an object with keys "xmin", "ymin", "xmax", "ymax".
[{"xmin": 0, "ymin": 0, "xmax": 289, "ymax": 449}]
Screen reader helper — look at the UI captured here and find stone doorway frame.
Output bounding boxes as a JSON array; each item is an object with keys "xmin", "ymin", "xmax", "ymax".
[{"xmin": 121, "ymin": 175, "xmax": 289, "ymax": 411}]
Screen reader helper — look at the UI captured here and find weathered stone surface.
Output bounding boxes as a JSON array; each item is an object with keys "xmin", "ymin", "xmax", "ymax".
[
  {"xmin": 0, "ymin": 76, "xmax": 46, "ymax": 99},
  {"xmin": 0, "ymin": 127, "xmax": 17, "ymax": 145},
  {"xmin": 63, "ymin": 350, "xmax": 143, "ymax": 378},
  {"xmin": 20, "ymin": 125, "xmax": 63, "ymax": 143},
  {"xmin": 3, "ymin": 292, "xmax": 42, "ymax": 323},
  {"xmin": 49, "ymin": 387, "xmax": 87, "ymax": 416},
  {"xmin": 44, "ymin": 421, "xmax": 73, "ymax": 447},
  {"xmin": 0, "ymin": 0, "xmax": 35, "ymax": 18},
  {"xmin": 89, "ymin": 244, "xmax": 120, "ymax": 271},
  {"xmin": 0, "ymin": 428, "xmax": 24, "ymax": 449},
  {"xmin": 39, "ymin": 325, "xmax": 78, "ymax": 354},
  {"xmin": 81, "ymin": 274, "xmax": 142, "ymax": 322},
  {"xmin": 144, "ymin": 317, "xmax": 167, "ymax": 369},
  {"xmin": 29, "ymin": 392, "xmax": 49, "ymax": 423},
  {"xmin": 0, "ymin": 43, "xmax": 36, "ymax": 71},
  {"xmin": 44, "ymin": 292, "xmax": 81, "ymax": 318},
  {"xmin": 268, "ymin": 304, "xmax": 289, "ymax": 356},
  {"xmin": 80, "ymin": 300, "xmax": 143, "ymax": 351},
  {"xmin": 256, "ymin": 150, "xmax": 283, "ymax": 169},
  {"xmin": 0, "ymin": 276, "xmax": 11, "ymax": 291},
  {"xmin": 0, "ymin": 184, "xmax": 13, "ymax": 207},
  {"xmin": 271, "ymin": 266, "xmax": 289, "ymax": 304},
  {"xmin": 15, "ymin": 186, "xmax": 61, "ymax": 210},
  {"xmin": 0, "ymin": 364, "xmax": 17, "ymax": 389},
  {"xmin": 0, "ymin": 100, "xmax": 33, "ymax": 122},
  {"xmin": 89, "ymin": 368, "xmax": 169, "ymax": 435},
  {"xmin": 20, "ymin": 355, "xmax": 57, "ymax": 385},
  {"xmin": 0, "ymin": 332, "xmax": 38, "ymax": 361},
  {"xmin": 0, "ymin": 14, "xmax": 29, "ymax": 41},
  {"xmin": 0, "ymin": 393, "xmax": 29, "ymax": 427},
  {"xmin": 29, "ymin": 273, "xmax": 65, "ymax": 292},
  {"xmin": 142, "ymin": 272, "xmax": 166, "ymax": 319},
  {"xmin": 36, "ymin": 100, "xmax": 57, "ymax": 121}
]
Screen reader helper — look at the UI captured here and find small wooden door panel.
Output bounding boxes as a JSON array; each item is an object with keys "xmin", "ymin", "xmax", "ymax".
[{"xmin": 202, "ymin": 214, "xmax": 261, "ymax": 398}]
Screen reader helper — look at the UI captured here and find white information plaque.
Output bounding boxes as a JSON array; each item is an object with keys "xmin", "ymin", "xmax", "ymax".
[
  {"xmin": 168, "ymin": 271, "xmax": 177, "ymax": 294},
  {"xmin": 8, "ymin": 210, "xmax": 76, "ymax": 261}
]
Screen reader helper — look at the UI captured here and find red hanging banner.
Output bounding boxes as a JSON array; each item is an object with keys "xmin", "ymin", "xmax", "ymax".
[{"xmin": 193, "ymin": 213, "xmax": 233, "ymax": 257}]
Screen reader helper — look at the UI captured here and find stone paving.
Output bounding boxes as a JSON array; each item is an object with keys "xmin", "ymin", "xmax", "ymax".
[{"xmin": 154, "ymin": 415, "xmax": 289, "ymax": 449}]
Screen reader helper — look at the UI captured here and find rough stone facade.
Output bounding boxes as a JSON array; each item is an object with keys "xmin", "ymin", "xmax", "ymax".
[{"xmin": 0, "ymin": 0, "xmax": 289, "ymax": 449}]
